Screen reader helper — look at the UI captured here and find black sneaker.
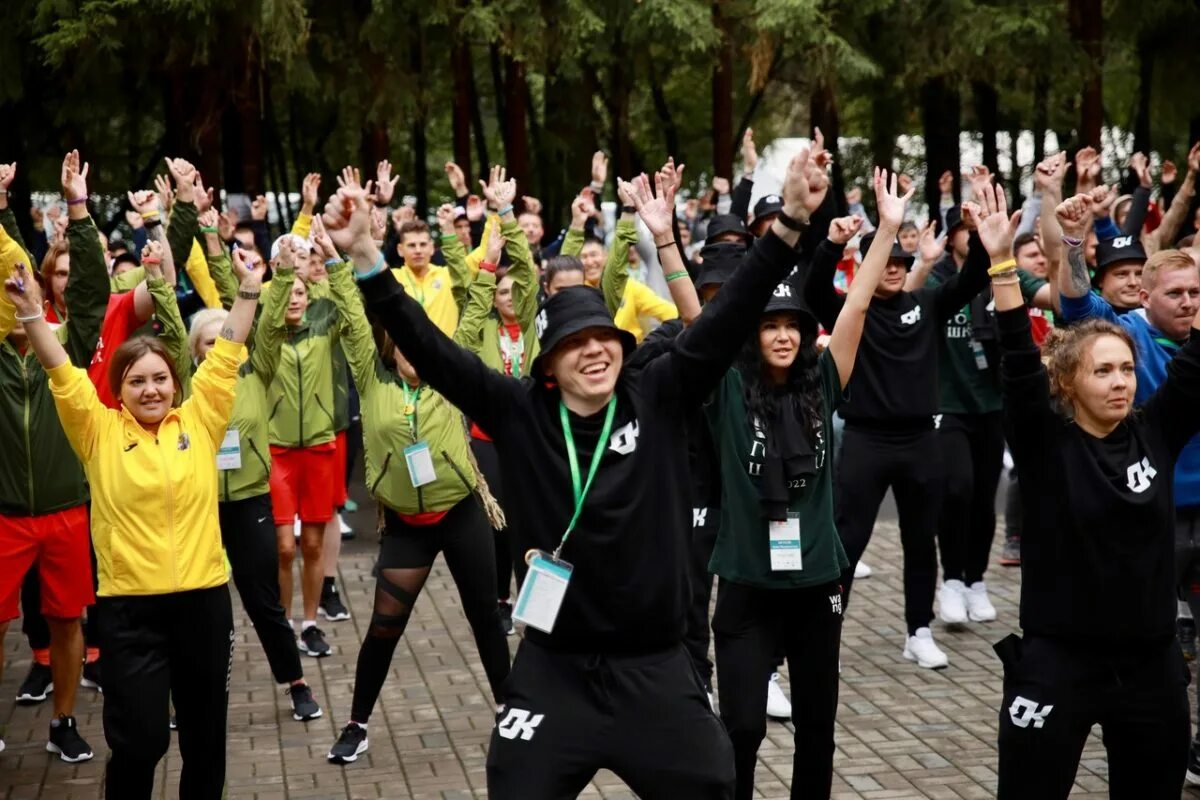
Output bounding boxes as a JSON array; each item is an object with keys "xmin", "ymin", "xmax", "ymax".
[
  {"xmin": 1180, "ymin": 618, "xmax": 1197, "ymax": 662},
  {"xmin": 16, "ymin": 662, "xmax": 53, "ymax": 704},
  {"xmin": 319, "ymin": 585, "xmax": 351, "ymax": 622},
  {"xmin": 1188, "ymin": 739, "xmax": 1200, "ymax": 786},
  {"xmin": 999, "ymin": 537, "xmax": 1021, "ymax": 567},
  {"xmin": 300, "ymin": 626, "xmax": 331, "ymax": 657},
  {"xmin": 46, "ymin": 715, "xmax": 93, "ymax": 763},
  {"xmin": 328, "ymin": 722, "xmax": 368, "ymax": 763},
  {"xmin": 287, "ymin": 682, "xmax": 323, "ymax": 721},
  {"xmin": 80, "ymin": 658, "xmax": 102, "ymax": 692},
  {"xmin": 498, "ymin": 601, "xmax": 515, "ymax": 636}
]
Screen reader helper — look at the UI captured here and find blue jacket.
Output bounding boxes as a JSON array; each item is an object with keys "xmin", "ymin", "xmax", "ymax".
[{"xmin": 1061, "ymin": 292, "xmax": 1200, "ymax": 508}]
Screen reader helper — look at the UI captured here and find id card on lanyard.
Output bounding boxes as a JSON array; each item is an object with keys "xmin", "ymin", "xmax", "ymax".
[
  {"xmin": 512, "ymin": 396, "xmax": 617, "ymax": 634},
  {"xmin": 769, "ymin": 513, "xmax": 803, "ymax": 571},
  {"xmin": 401, "ymin": 383, "xmax": 437, "ymax": 487}
]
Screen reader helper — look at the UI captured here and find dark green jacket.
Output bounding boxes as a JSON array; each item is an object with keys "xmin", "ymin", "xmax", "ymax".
[{"xmin": 0, "ymin": 214, "xmax": 109, "ymax": 515}]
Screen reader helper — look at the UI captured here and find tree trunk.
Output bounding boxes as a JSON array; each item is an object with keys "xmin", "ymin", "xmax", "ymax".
[
  {"xmin": 1069, "ymin": 0, "xmax": 1104, "ymax": 148},
  {"xmin": 810, "ymin": 80, "xmax": 847, "ymax": 216},
  {"xmin": 711, "ymin": 2, "xmax": 734, "ymax": 182},
  {"xmin": 1008, "ymin": 128, "xmax": 1022, "ymax": 207},
  {"xmin": 490, "ymin": 44, "xmax": 508, "ymax": 156},
  {"xmin": 972, "ymin": 81, "xmax": 1000, "ymax": 175},
  {"xmin": 1032, "ymin": 75, "xmax": 1048, "ymax": 168},
  {"xmin": 648, "ymin": 60, "xmax": 681, "ymax": 163},
  {"xmin": 451, "ymin": 40, "xmax": 473, "ymax": 177},
  {"xmin": 1132, "ymin": 36, "xmax": 1153, "ymax": 155},
  {"xmin": 467, "ymin": 46, "xmax": 489, "ymax": 183},
  {"xmin": 921, "ymin": 77, "xmax": 961, "ymax": 231},
  {"xmin": 504, "ymin": 56, "xmax": 530, "ymax": 195},
  {"xmin": 410, "ymin": 17, "xmax": 429, "ymax": 217}
]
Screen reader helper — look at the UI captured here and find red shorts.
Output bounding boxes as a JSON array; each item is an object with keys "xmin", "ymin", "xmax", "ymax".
[
  {"xmin": 332, "ymin": 430, "xmax": 348, "ymax": 508},
  {"xmin": 0, "ymin": 505, "xmax": 94, "ymax": 622},
  {"xmin": 269, "ymin": 442, "xmax": 337, "ymax": 525}
]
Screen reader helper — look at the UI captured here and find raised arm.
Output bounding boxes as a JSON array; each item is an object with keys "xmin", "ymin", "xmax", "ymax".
[
  {"xmin": 434, "ymin": 202, "xmax": 472, "ymax": 311},
  {"xmin": 61, "ymin": 151, "xmax": 111, "ymax": 368},
  {"xmin": 825, "ymin": 206, "xmax": 878, "ymax": 388},
  {"xmin": 626, "ymin": 173, "xmax": 700, "ymax": 324},
  {"xmin": 319, "ymin": 234, "xmax": 381, "ymax": 396},
  {"xmin": 730, "ymin": 128, "xmax": 758, "ymax": 222},
  {"xmin": 803, "ymin": 235, "xmax": 847, "ymax": 332},
  {"xmin": 1147, "ymin": 142, "xmax": 1199, "ymax": 253},
  {"xmin": 248, "ymin": 247, "xmax": 288, "ymax": 383},
  {"xmin": 905, "ymin": 220, "xmax": 942, "ymax": 291},
  {"xmin": 452, "ymin": 224, "xmax": 504, "ymax": 351},
  {"xmin": 199, "ymin": 209, "xmax": 237, "ymax": 308},
  {"xmin": 560, "ymin": 190, "xmax": 592, "ymax": 258}
]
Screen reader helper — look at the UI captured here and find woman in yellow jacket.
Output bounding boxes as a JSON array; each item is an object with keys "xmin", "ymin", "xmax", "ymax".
[{"xmin": 3, "ymin": 253, "xmax": 263, "ymax": 800}]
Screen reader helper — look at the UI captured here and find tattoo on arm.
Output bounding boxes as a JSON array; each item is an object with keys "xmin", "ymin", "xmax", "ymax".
[
  {"xmin": 219, "ymin": 325, "xmax": 235, "ymax": 341},
  {"xmin": 1067, "ymin": 246, "xmax": 1090, "ymax": 295}
]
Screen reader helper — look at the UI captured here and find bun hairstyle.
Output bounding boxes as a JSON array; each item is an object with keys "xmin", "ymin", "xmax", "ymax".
[{"xmin": 1040, "ymin": 319, "xmax": 1136, "ymax": 417}]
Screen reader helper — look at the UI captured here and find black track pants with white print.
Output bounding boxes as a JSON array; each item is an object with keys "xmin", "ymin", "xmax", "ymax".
[
  {"xmin": 995, "ymin": 633, "xmax": 1189, "ymax": 799},
  {"xmin": 98, "ymin": 585, "xmax": 234, "ymax": 800},
  {"xmin": 486, "ymin": 640, "xmax": 735, "ymax": 799}
]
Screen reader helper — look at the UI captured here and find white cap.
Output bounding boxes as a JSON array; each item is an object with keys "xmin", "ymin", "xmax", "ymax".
[{"xmin": 270, "ymin": 233, "xmax": 313, "ymax": 261}]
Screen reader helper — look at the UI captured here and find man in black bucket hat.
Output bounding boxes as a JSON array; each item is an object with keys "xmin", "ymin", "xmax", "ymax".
[{"xmin": 330, "ymin": 149, "xmax": 818, "ymax": 799}]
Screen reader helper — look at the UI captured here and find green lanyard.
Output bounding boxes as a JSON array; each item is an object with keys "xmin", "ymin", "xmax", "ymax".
[
  {"xmin": 1153, "ymin": 336, "xmax": 1181, "ymax": 351},
  {"xmin": 403, "ymin": 271, "xmax": 426, "ymax": 307},
  {"xmin": 401, "ymin": 383, "xmax": 422, "ymax": 437},
  {"xmin": 555, "ymin": 396, "xmax": 617, "ymax": 559}
]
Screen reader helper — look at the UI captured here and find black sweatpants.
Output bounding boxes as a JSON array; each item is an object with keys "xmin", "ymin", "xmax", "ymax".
[
  {"xmin": 712, "ymin": 579, "xmax": 843, "ymax": 800},
  {"xmin": 487, "ymin": 640, "xmax": 734, "ymax": 799},
  {"xmin": 836, "ymin": 425, "xmax": 941, "ymax": 633},
  {"xmin": 98, "ymin": 585, "xmax": 233, "ymax": 800},
  {"xmin": 935, "ymin": 412, "xmax": 1005, "ymax": 584},
  {"xmin": 218, "ymin": 493, "xmax": 303, "ymax": 684},
  {"xmin": 995, "ymin": 634, "xmax": 1189, "ymax": 799},
  {"xmin": 350, "ymin": 497, "xmax": 510, "ymax": 723},
  {"xmin": 471, "ymin": 436, "xmax": 519, "ymax": 601},
  {"xmin": 1004, "ymin": 465, "xmax": 1022, "ymax": 541},
  {"xmin": 1174, "ymin": 505, "xmax": 1200, "ymax": 729},
  {"xmin": 683, "ymin": 506, "xmax": 720, "ymax": 690}
]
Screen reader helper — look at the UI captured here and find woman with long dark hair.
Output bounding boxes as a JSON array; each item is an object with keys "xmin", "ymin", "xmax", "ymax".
[{"xmin": 707, "ymin": 170, "xmax": 912, "ymax": 798}]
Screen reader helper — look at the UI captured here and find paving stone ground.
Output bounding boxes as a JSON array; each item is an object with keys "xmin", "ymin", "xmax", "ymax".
[{"xmin": 4, "ymin": 499, "xmax": 1198, "ymax": 798}]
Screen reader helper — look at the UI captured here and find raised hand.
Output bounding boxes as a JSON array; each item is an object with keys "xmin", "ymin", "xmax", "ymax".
[
  {"xmin": 61, "ymin": 150, "xmax": 89, "ymax": 202},
  {"xmin": 712, "ymin": 176, "xmax": 731, "ymax": 196},
  {"xmin": 480, "ymin": 164, "xmax": 517, "ymax": 210},
  {"xmin": 198, "ymin": 209, "xmax": 220, "ymax": 230},
  {"xmin": 741, "ymin": 128, "xmax": 758, "ymax": 173},
  {"xmin": 1129, "ymin": 152, "xmax": 1151, "ymax": 189},
  {"xmin": 127, "ymin": 190, "xmax": 158, "ymax": 215},
  {"xmin": 615, "ymin": 176, "xmax": 635, "ymax": 209},
  {"xmin": 1162, "ymin": 160, "xmax": 1178, "ymax": 185},
  {"xmin": 811, "ymin": 127, "xmax": 833, "ymax": 171},
  {"xmin": 193, "ymin": 172, "xmax": 214, "ymax": 212},
  {"xmin": 780, "ymin": 149, "xmax": 812, "ymax": 220},
  {"xmin": 464, "ymin": 195, "xmax": 484, "ymax": 222},
  {"xmin": 873, "ymin": 167, "xmax": 914, "ymax": 229},
  {"xmin": 804, "ymin": 151, "xmax": 831, "ymax": 213},
  {"xmin": 591, "ymin": 151, "xmax": 609, "ymax": 187},
  {"xmin": 370, "ymin": 207, "xmax": 387, "ymax": 242},
  {"xmin": 570, "ymin": 190, "xmax": 595, "ymax": 228},
  {"xmin": 392, "ymin": 204, "xmax": 415, "ymax": 232},
  {"xmin": 963, "ymin": 165, "xmax": 992, "ymax": 202},
  {"xmin": 627, "ymin": 174, "xmax": 673, "ymax": 241},
  {"xmin": 845, "ymin": 186, "xmax": 863, "ymax": 206},
  {"xmin": 124, "ymin": 209, "xmax": 145, "ymax": 230},
  {"xmin": 827, "ymin": 215, "xmax": 864, "ymax": 246},
  {"xmin": 301, "ymin": 172, "xmax": 321, "ymax": 213},
  {"xmin": 968, "ymin": 183, "xmax": 1019, "ymax": 260},
  {"xmin": 321, "ymin": 185, "xmax": 372, "ymax": 256},
  {"xmin": 218, "ymin": 209, "xmax": 238, "ymax": 242},
  {"xmin": 3, "ymin": 262, "xmax": 43, "ymax": 318},
  {"xmin": 918, "ymin": 220, "xmax": 943, "ymax": 264},
  {"xmin": 274, "ymin": 236, "xmax": 297, "ymax": 271},
  {"xmin": 484, "ymin": 222, "xmax": 505, "ymax": 264},
  {"xmin": 231, "ymin": 247, "xmax": 265, "ymax": 290},
  {"xmin": 251, "ymin": 195, "xmax": 268, "ymax": 221},
  {"xmin": 1075, "ymin": 146, "xmax": 1101, "ymax": 191},
  {"xmin": 1188, "ymin": 142, "xmax": 1200, "ymax": 175},
  {"xmin": 337, "ymin": 166, "xmax": 364, "ymax": 193},
  {"xmin": 0, "ymin": 163, "xmax": 16, "ymax": 194},
  {"xmin": 154, "ymin": 174, "xmax": 174, "ymax": 214},
  {"xmin": 164, "ymin": 157, "xmax": 197, "ymax": 203},
  {"xmin": 1090, "ymin": 184, "xmax": 1117, "ymax": 219},
  {"xmin": 375, "ymin": 160, "xmax": 400, "ymax": 206},
  {"xmin": 658, "ymin": 157, "xmax": 686, "ymax": 207},
  {"xmin": 898, "ymin": 174, "xmax": 914, "ymax": 196},
  {"xmin": 1055, "ymin": 193, "xmax": 1094, "ymax": 239},
  {"xmin": 141, "ymin": 240, "xmax": 166, "ymax": 278},
  {"xmin": 521, "ymin": 195, "xmax": 543, "ymax": 215},
  {"xmin": 444, "ymin": 161, "xmax": 467, "ymax": 196},
  {"xmin": 435, "ymin": 202, "xmax": 456, "ymax": 235},
  {"xmin": 310, "ymin": 215, "xmax": 339, "ymax": 263},
  {"xmin": 1034, "ymin": 152, "xmax": 1069, "ymax": 195}
]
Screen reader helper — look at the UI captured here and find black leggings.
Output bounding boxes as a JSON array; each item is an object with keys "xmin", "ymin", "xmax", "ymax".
[
  {"xmin": 218, "ymin": 493, "xmax": 303, "ymax": 684},
  {"xmin": 935, "ymin": 412, "xmax": 1005, "ymax": 584},
  {"xmin": 350, "ymin": 496, "xmax": 511, "ymax": 723},
  {"xmin": 99, "ymin": 585, "xmax": 233, "ymax": 800},
  {"xmin": 471, "ymin": 436, "xmax": 519, "ymax": 601},
  {"xmin": 836, "ymin": 425, "xmax": 940, "ymax": 634},
  {"xmin": 712, "ymin": 579, "xmax": 843, "ymax": 800}
]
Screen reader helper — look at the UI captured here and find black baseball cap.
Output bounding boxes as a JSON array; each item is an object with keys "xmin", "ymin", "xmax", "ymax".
[
  {"xmin": 706, "ymin": 214, "xmax": 752, "ymax": 245},
  {"xmin": 697, "ymin": 241, "xmax": 746, "ymax": 290},
  {"xmin": 752, "ymin": 195, "xmax": 784, "ymax": 225},
  {"xmin": 530, "ymin": 286, "xmax": 636, "ymax": 377},
  {"xmin": 861, "ymin": 232, "xmax": 916, "ymax": 269},
  {"xmin": 943, "ymin": 205, "xmax": 965, "ymax": 236}
]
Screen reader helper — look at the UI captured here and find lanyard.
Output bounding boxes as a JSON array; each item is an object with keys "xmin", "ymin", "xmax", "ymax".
[
  {"xmin": 403, "ymin": 270, "xmax": 426, "ymax": 307},
  {"xmin": 555, "ymin": 396, "xmax": 617, "ymax": 558},
  {"xmin": 1153, "ymin": 336, "xmax": 1181, "ymax": 351},
  {"xmin": 499, "ymin": 326, "xmax": 524, "ymax": 378},
  {"xmin": 401, "ymin": 383, "xmax": 422, "ymax": 437}
]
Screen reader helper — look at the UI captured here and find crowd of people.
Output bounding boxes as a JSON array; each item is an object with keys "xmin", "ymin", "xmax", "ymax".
[{"xmin": 2, "ymin": 126, "xmax": 1200, "ymax": 799}]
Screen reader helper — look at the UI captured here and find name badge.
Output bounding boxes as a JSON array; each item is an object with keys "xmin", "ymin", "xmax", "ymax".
[
  {"xmin": 404, "ymin": 441, "xmax": 437, "ymax": 487},
  {"xmin": 513, "ymin": 550, "xmax": 573, "ymax": 633},
  {"xmin": 971, "ymin": 339, "xmax": 988, "ymax": 370},
  {"xmin": 216, "ymin": 428, "xmax": 242, "ymax": 470},
  {"xmin": 769, "ymin": 515, "xmax": 803, "ymax": 571}
]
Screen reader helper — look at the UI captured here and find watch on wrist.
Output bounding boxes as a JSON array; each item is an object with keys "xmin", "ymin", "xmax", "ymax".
[{"xmin": 775, "ymin": 210, "xmax": 810, "ymax": 232}]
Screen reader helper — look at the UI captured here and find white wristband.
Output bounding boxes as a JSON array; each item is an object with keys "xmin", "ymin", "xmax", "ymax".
[{"xmin": 15, "ymin": 311, "xmax": 43, "ymax": 322}]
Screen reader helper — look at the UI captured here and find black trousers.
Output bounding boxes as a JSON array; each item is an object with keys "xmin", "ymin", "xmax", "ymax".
[
  {"xmin": 836, "ymin": 425, "xmax": 940, "ymax": 633},
  {"xmin": 98, "ymin": 585, "xmax": 233, "ymax": 800},
  {"xmin": 935, "ymin": 412, "xmax": 1005, "ymax": 584},
  {"xmin": 350, "ymin": 497, "xmax": 510, "ymax": 722},
  {"xmin": 471, "ymin": 436, "xmax": 521, "ymax": 601},
  {"xmin": 218, "ymin": 493, "xmax": 303, "ymax": 684},
  {"xmin": 995, "ymin": 634, "xmax": 1189, "ymax": 799},
  {"xmin": 486, "ymin": 640, "xmax": 734, "ymax": 799},
  {"xmin": 712, "ymin": 579, "xmax": 843, "ymax": 800},
  {"xmin": 1174, "ymin": 505, "xmax": 1200, "ymax": 729},
  {"xmin": 1004, "ymin": 465, "xmax": 1022, "ymax": 541},
  {"xmin": 682, "ymin": 506, "xmax": 720, "ymax": 689}
]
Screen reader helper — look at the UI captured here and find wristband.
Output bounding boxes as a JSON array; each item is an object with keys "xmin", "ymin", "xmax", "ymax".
[
  {"xmin": 142, "ymin": 257, "xmax": 162, "ymax": 266},
  {"xmin": 991, "ymin": 272, "xmax": 1020, "ymax": 285},
  {"xmin": 1061, "ymin": 235, "xmax": 1083, "ymax": 247},
  {"xmin": 480, "ymin": 260, "xmax": 498, "ymax": 274},
  {"xmin": 656, "ymin": 241, "xmax": 676, "ymax": 250},
  {"xmin": 199, "ymin": 225, "xmax": 218, "ymax": 234},
  {"xmin": 497, "ymin": 204, "xmax": 514, "ymax": 217},
  {"xmin": 141, "ymin": 211, "xmax": 160, "ymax": 219},
  {"xmin": 665, "ymin": 270, "xmax": 689, "ymax": 283},
  {"xmin": 15, "ymin": 311, "xmax": 43, "ymax": 323},
  {"xmin": 237, "ymin": 289, "xmax": 262, "ymax": 300},
  {"xmin": 144, "ymin": 218, "xmax": 163, "ymax": 229},
  {"xmin": 354, "ymin": 252, "xmax": 387, "ymax": 282},
  {"xmin": 775, "ymin": 210, "xmax": 810, "ymax": 232},
  {"xmin": 0, "ymin": 189, "xmax": 8, "ymax": 196},
  {"xmin": 987, "ymin": 258, "xmax": 1017, "ymax": 277},
  {"xmin": 324, "ymin": 258, "xmax": 341, "ymax": 267},
  {"xmin": 589, "ymin": 181, "xmax": 604, "ymax": 193},
  {"xmin": 621, "ymin": 205, "xmax": 636, "ymax": 215},
  {"xmin": 66, "ymin": 197, "xmax": 88, "ymax": 206}
]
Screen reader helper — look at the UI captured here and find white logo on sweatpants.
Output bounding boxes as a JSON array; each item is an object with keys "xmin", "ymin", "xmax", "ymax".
[
  {"xmin": 497, "ymin": 708, "xmax": 544, "ymax": 741},
  {"xmin": 900, "ymin": 306, "xmax": 922, "ymax": 326},
  {"xmin": 1008, "ymin": 696, "xmax": 1054, "ymax": 729},
  {"xmin": 1126, "ymin": 457, "xmax": 1157, "ymax": 494},
  {"xmin": 692, "ymin": 507, "xmax": 708, "ymax": 527},
  {"xmin": 829, "ymin": 593, "xmax": 842, "ymax": 615}
]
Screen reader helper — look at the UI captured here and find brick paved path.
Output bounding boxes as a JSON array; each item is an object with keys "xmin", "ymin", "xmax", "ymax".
[{"xmin": 2, "ymin": 503, "xmax": 1194, "ymax": 798}]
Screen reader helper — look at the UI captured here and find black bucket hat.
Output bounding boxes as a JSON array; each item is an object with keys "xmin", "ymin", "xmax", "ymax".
[
  {"xmin": 861, "ymin": 231, "xmax": 916, "ymax": 270},
  {"xmin": 943, "ymin": 205, "xmax": 965, "ymax": 236},
  {"xmin": 761, "ymin": 280, "xmax": 819, "ymax": 333},
  {"xmin": 706, "ymin": 213, "xmax": 752, "ymax": 245},
  {"xmin": 1095, "ymin": 235, "xmax": 1147, "ymax": 271},
  {"xmin": 697, "ymin": 241, "xmax": 746, "ymax": 290},
  {"xmin": 530, "ymin": 286, "xmax": 636, "ymax": 377}
]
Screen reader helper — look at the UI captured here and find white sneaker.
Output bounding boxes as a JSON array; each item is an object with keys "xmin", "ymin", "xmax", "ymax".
[
  {"xmin": 937, "ymin": 579, "xmax": 968, "ymax": 624},
  {"xmin": 337, "ymin": 513, "xmax": 352, "ymax": 536},
  {"xmin": 965, "ymin": 581, "xmax": 997, "ymax": 622},
  {"xmin": 854, "ymin": 561, "xmax": 872, "ymax": 579},
  {"xmin": 766, "ymin": 673, "xmax": 791, "ymax": 720},
  {"xmin": 903, "ymin": 627, "xmax": 949, "ymax": 669}
]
